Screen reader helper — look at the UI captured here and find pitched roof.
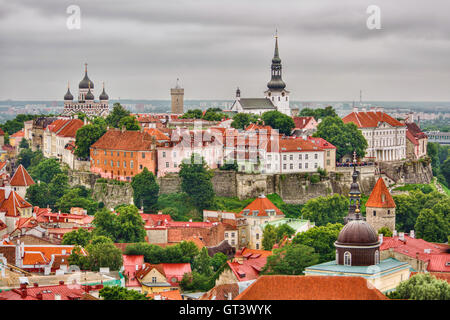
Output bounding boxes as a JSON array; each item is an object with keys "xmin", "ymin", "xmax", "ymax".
[
  {"xmin": 226, "ymin": 248, "xmax": 272, "ymax": 282},
  {"xmin": 365, "ymin": 177, "xmax": 396, "ymax": 208},
  {"xmin": 342, "ymin": 111, "xmax": 405, "ymax": 128},
  {"xmin": 136, "ymin": 263, "xmax": 192, "ymax": 286},
  {"xmin": 239, "ymin": 194, "xmax": 284, "ymax": 217},
  {"xmin": 0, "ymin": 283, "xmax": 89, "ymax": 300},
  {"xmin": 234, "ymin": 275, "xmax": 388, "ymax": 300},
  {"xmin": 91, "ymin": 129, "xmax": 154, "ymax": 151},
  {"xmin": 0, "ymin": 188, "xmax": 32, "ymax": 217},
  {"xmin": 143, "ymin": 128, "xmax": 170, "ymax": 142},
  {"xmin": 10, "ymin": 165, "xmax": 35, "ymax": 187},
  {"xmin": 293, "ymin": 116, "xmax": 316, "ymax": 129},
  {"xmin": 279, "ymin": 137, "xmax": 323, "ymax": 152},
  {"xmin": 380, "ymin": 235, "xmax": 450, "ymax": 272},
  {"xmin": 0, "ymin": 161, "xmax": 7, "ymax": 171},
  {"xmin": 406, "ymin": 122, "xmax": 427, "ymax": 139},
  {"xmin": 307, "ymin": 137, "xmax": 336, "ymax": 149},
  {"xmin": 56, "ymin": 119, "xmax": 83, "ymax": 138},
  {"xmin": 406, "ymin": 130, "xmax": 419, "ymax": 145},
  {"xmin": 10, "ymin": 129, "xmax": 25, "ymax": 138},
  {"xmin": 148, "ymin": 289, "xmax": 183, "ymax": 300},
  {"xmin": 238, "ymin": 98, "xmax": 275, "ymax": 110}
]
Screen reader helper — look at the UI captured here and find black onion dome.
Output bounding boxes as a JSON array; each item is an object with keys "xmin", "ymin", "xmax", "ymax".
[
  {"xmin": 336, "ymin": 217, "xmax": 379, "ymax": 246},
  {"xmin": 79, "ymin": 65, "xmax": 94, "ymax": 89},
  {"xmin": 85, "ymin": 88, "xmax": 94, "ymax": 100},
  {"xmin": 267, "ymin": 78, "xmax": 286, "ymax": 90},
  {"xmin": 64, "ymin": 88, "xmax": 73, "ymax": 100},
  {"xmin": 99, "ymin": 87, "xmax": 109, "ymax": 100}
]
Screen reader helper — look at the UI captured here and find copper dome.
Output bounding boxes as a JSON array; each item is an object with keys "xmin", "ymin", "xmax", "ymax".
[{"xmin": 336, "ymin": 218, "xmax": 379, "ymax": 246}]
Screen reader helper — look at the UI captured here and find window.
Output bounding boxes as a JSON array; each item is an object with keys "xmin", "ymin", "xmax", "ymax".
[
  {"xmin": 124, "ymin": 152, "xmax": 126, "ymax": 157},
  {"xmin": 104, "ymin": 160, "xmax": 107, "ymax": 165},
  {"xmin": 152, "ymin": 277, "xmax": 157, "ymax": 283},
  {"xmin": 314, "ymin": 153, "xmax": 318, "ymax": 159},
  {"xmin": 110, "ymin": 160, "xmax": 113, "ymax": 167},
  {"xmin": 256, "ymin": 233, "xmax": 259, "ymax": 240},
  {"xmin": 290, "ymin": 164, "xmax": 293, "ymax": 170},
  {"xmin": 305, "ymin": 154, "xmax": 308, "ymax": 160},
  {"xmin": 124, "ymin": 161, "xmax": 127, "ymax": 168},
  {"xmin": 299, "ymin": 154, "xmax": 302, "ymax": 160},
  {"xmin": 117, "ymin": 161, "xmax": 120, "ymax": 167},
  {"xmin": 327, "ymin": 150, "xmax": 330, "ymax": 156},
  {"xmin": 117, "ymin": 152, "xmax": 120, "ymax": 156},
  {"xmin": 111, "ymin": 151, "xmax": 113, "ymax": 156},
  {"xmin": 130, "ymin": 160, "xmax": 134, "ymax": 168},
  {"xmin": 139, "ymin": 165, "xmax": 143, "ymax": 170},
  {"xmin": 344, "ymin": 251, "xmax": 351, "ymax": 266},
  {"xmin": 256, "ymin": 243, "xmax": 259, "ymax": 249},
  {"xmin": 174, "ymin": 162, "xmax": 177, "ymax": 168},
  {"xmin": 299, "ymin": 163, "xmax": 302, "ymax": 169},
  {"xmin": 373, "ymin": 210, "xmax": 376, "ymax": 216},
  {"xmin": 387, "ymin": 210, "xmax": 390, "ymax": 215},
  {"xmin": 225, "ymin": 232, "xmax": 228, "ymax": 238},
  {"xmin": 290, "ymin": 155, "xmax": 293, "ymax": 161},
  {"xmin": 314, "ymin": 163, "xmax": 318, "ymax": 168},
  {"xmin": 142, "ymin": 153, "xmax": 145, "ymax": 159},
  {"xmin": 163, "ymin": 151, "xmax": 166, "ymax": 158},
  {"xmin": 166, "ymin": 162, "xmax": 169, "ymax": 168},
  {"xmin": 305, "ymin": 163, "xmax": 308, "ymax": 169},
  {"xmin": 283, "ymin": 155, "xmax": 286, "ymax": 161},
  {"xmin": 231, "ymin": 232, "xmax": 235, "ymax": 238},
  {"xmin": 327, "ymin": 159, "xmax": 330, "ymax": 165},
  {"xmin": 104, "ymin": 150, "xmax": 107, "ymax": 155},
  {"xmin": 283, "ymin": 164, "xmax": 286, "ymax": 170},
  {"xmin": 97, "ymin": 159, "xmax": 99, "ymax": 165}
]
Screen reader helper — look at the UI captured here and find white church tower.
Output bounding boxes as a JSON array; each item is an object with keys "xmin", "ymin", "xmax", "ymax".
[{"xmin": 264, "ymin": 32, "xmax": 291, "ymax": 116}]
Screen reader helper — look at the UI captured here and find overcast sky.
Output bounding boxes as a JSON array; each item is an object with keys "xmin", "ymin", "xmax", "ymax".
[{"xmin": 1, "ymin": 0, "xmax": 450, "ymax": 101}]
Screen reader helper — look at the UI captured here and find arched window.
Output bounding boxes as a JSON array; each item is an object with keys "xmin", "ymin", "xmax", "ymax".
[
  {"xmin": 344, "ymin": 251, "xmax": 351, "ymax": 266},
  {"xmin": 375, "ymin": 250, "xmax": 380, "ymax": 264}
]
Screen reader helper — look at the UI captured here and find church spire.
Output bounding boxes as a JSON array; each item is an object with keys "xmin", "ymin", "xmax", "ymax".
[
  {"xmin": 267, "ymin": 31, "xmax": 286, "ymax": 90},
  {"xmin": 344, "ymin": 151, "xmax": 363, "ymax": 224}
]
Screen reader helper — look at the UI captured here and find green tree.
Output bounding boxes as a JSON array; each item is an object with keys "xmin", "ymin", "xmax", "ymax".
[
  {"xmin": 262, "ymin": 244, "xmax": 320, "ymax": 275},
  {"xmin": 388, "ymin": 273, "xmax": 450, "ymax": 300},
  {"xmin": 92, "ymin": 208, "xmax": 119, "ymax": 240},
  {"xmin": 105, "ymin": 103, "xmax": 131, "ymax": 128},
  {"xmin": 300, "ymin": 194, "xmax": 348, "ymax": 226},
  {"xmin": 74, "ymin": 123, "xmax": 107, "ymax": 158},
  {"xmin": 441, "ymin": 157, "xmax": 450, "ymax": 186},
  {"xmin": 414, "ymin": 208, "xmax": 447, "ymax": 243},
  {"xmin": 178, "ymin": 241, "xmax": 200, "ymax": 264},
  {"xmin": 192, "ymin": 247, "xmax": 213, "ymax": 276},
  {"xmin": 313, "ymin": 116, "xmax": 367, "ymax": 160},
  {"xmin": 55, "ymin": 187, "xmax": 98, "ymax": 215},
  {"xmin": 261, "ymin": 110, "xmax": 295, "ymax": 135},
  {"xmin": 99, "ymin": 286, "xmax": 149, "ymax": 300},
  {"xmin": 48, "ymin": 173, "xmax": 70, "ymax": 203},
  {"xmin": 275, "ymin": 224, "xmax": 296, "ymax": 243},
  {"xmin": 299, "ymin": 106, "xmax": 337, "ymax": 121},
  {"xmin": 180, "ymin": 109, "xmax": 203, "ymax": 119},
  {"xmin": 68, "ymin": 246, "xmax": 90, "ymax": 270},
  {"xmin": 180, "ymin": 272, "xmax": 214, "ymax": 292},
  {"xmin": 17, "ymin": 148, "xmax": 34, "ymax": 168},
  {"xmin": 115, "ymin": 205, "xmax": 146, "ymax": 243},
  {"xmin": 262, "ymin": 224, "xmax": 278, "ymax": 250},
  {"xmin": 179, "ymin": 154, "xmax": 215, "ymax": 211},
  {"xmin": 87, "ymin": 242, "xmax": 123, "ymax": 271},
  {"xmin": 118, "ymin": 115, "xmax": 140, "ymax": 131},
  {"xmin": 131, "ymin": 167, "xmax": 159, "ymax": 212},
  {"xmin": 25, "ymin": 182, "xmax": 51, "ymax": 208},
  {"xmin": 293, "ymin": 223, "xmax": 343, "ymax": 263},
  {"xmin": 30, "ymin": 158, "xmax": 62, "ymax": 183},
  {"xmin": 211, "ymin": 252, "xmax": 228, "ymax": 272},
  {"xmin": 231, "ymin": 113, "xmax": 259, "ymax": 129},
  {"xmin": 377, "ymin": 227, "xmax": 393, "ymax": 237},
  {"xmin": 19, "ymin": 138, "xmax": 29, "ymax": 149},
  {"xmin": 62, "ymin": 228, "xmax": 92, "ymax": 247}
]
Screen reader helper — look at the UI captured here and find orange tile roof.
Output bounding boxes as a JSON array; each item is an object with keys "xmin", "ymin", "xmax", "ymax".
[
  {"xmin": 47, "ymin": 119, "xmax": 69, "ymax": 133},
  {"xmin": 23, "ymin": 251, "xmax": 49, "ymax": 265},
  {"xmin": 0, "ymin": 188, "xmax": 32, "ymax": 217},
  {"xmin": 147, "ymin": 289, "xmax": 183, "ymax": 300},
  {"xmin": 0, "ymin": 161, "xmax": 7, "ymax": 171},
  {"xmin": 293, "ymin": 116, "xmax": 316, "ymax": 129},
  {"xmin": 10, "ymin": 129, "xmax": 25, "ymax": 138},
  {"xmin": 10, "ymin": 165, "xmax": 35, "ymax": 187},
  {"xmin": 365, "ymin": 177, "xmax": 396, "ymax": 208},
  {"xmin": 239, "ymin": 195, "xmax": 284, "ymax": 217},
  {"xmin": 91, "ymin": 129, "xmax": 154, "ymax": 151},
  {"xmin": 307, "ymin": 137, "xmax": 336, "ymax": 149},
  {"xmin": 279, "ymin": 137, "xmax": 323, "ymax": 152},
  {"xmin": 342, "ymin": 111, "xmax": 405, "ymax": 128},
  {"xmin": 235, "ymin": 275, "xmax": 388, "ymax": 300},
  {"xmin": 406, "ymin": 130, "xmax": 419, "ymax": 145},
  {"xmin": 56, "ymin": 119, "xmax": 83, "ymax": 138},
  {"xmin": 22, "ymin": 245, "xmax": 87, "ymax": 264},
  {"xmin": 143, "ymin": 128, "xmax": 170, "ymax": 141}
]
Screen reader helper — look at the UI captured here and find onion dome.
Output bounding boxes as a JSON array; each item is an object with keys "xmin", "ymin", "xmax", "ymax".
[
  {"xmin": 79, "ymin": 63, "xmax": 94, "ymax": 89},
  {"xmin": 99, "ymin": 82, "xmax": 109, "ymax": 100},
  {"xmin": 64, "ymin": 83, "xmax": 73, "ymax": 101},
  {"xmin": 85, "ymin": 87, "xmax": 94, "ymax": 101},
  {"xmin": 336, "ymin": 212, "xmax": 379, "ymax": 246}
]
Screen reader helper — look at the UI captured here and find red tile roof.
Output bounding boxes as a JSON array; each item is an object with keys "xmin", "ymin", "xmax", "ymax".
[
  {"xmin": 227, "ymin": 248, "xmax": 272, "ymax": 282},
  {"xmin": 143, "ymin": 128, "xmax": 170, "ymax": 142},
  {"xmin": 10, "ymin": 129, "xmax": 25, "ymax": 138},
  {"xmin": 342, "ymin": 111, "xmax": 405, "ymax": 128},
  {"xmin": 406, "ymin": 130, "xmax": 419, "ymax": 145},
  {"xmin": 279, "ymin": 137, "xmax": 323, "ymax": 152},
  {"xmin": 380, "ymin": 235, "xmax": 450, "ymax": 272},
  {"xmin": 0, "ymin": 128, "xmax": 4, "ymax": 136},
  {"xmin": 123, "ymin": 254, "xmax": 145, "ymax": 287},
  {"xmin": 56, "ymin": 119, "xmax": 83, "ymax": 138},
  {"xmin": 0, "ymin": 188, "xmax": 32, "ymax": 217},
  {"xmin": 21, "ymin": 245, "xmax": 87, "ymax": 265},
  {"xmin": 91, "ymin": 129, "xmax": 155, "ymax": 151},
  {"xmin": 9, "ymin": 165, "xmax": 35, "ymax": 187},
  {"xmin": 307, "ymin": 137, "xmax": 336, "ymax": 149},
  {"xmin": 136, "ymin": 263, "xmax": 192, "ymax": 286},
  {"xmin": 147, "ymin": 289, "xmax": 183, "ymax": 300},
  {"xmin": 239, "ymin": 195, "xmax": 284, "ymax": 217},
  {"xmin": 235, "ymin": 275, "xmax": 388, "ymax": 300},
  {"xmin": 365, "ymin": 177, "xmax": 396, "ymax": 208},
  {"xmin": 406, "ymin": 122, "xmax": 427, "ymax": 139},
  {"xmin": 0, "ymin": 161, "xmax": 7, "ymax": 171},
  {"xmin": 0, "ymin": 283, "xmax": 94, "ymax": 300},
  {"xmin": 293, "ymin": 116, "xmax": 316, "ymax": 129}
]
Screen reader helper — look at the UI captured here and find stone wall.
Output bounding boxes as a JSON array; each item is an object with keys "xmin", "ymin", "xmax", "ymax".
[
  {"xmin": 378, "ymin": 160, "xmax": 433, "ymax": 184},
  {"xmin": 158, "ymin": 174, "xmax": 181, "ymax": 195},
  {"xmin": 92, "ymin": 182, "xmax": 134, "ymax": 210},
  {"xmin": 68, "ymin": 170, "xmax": 99, "ymax": 190},
  {"xmin": 211, "ymin": 171, "xmax": 237, "ymax": 197}
]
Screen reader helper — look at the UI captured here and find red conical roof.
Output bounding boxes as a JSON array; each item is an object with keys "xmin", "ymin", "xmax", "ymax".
[
  {"xmin": 365, "ymin": 177, "xmax": 396, "ymax": 208},
  {"xmin": 10, "ymin": 164, "xmax": 35, "ymax": 187}
]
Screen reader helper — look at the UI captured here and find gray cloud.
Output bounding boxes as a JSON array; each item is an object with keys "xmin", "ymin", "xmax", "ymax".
[{"xmin": 0, "ymin": 0, "xmax": 449, "ymax": 101}]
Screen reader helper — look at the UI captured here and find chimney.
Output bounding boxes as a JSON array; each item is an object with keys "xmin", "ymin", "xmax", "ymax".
[
  {"xmin": 399, "ymin": 232, "xmax": 405, "ymax": 241},
  {"xmin": 33, "ymin": 283, "xmax": 39, "ymax": 287},
  {"xmin": 36, "ymin": 292, "xmax": 43, "ymax": 300},
  {"xmin": 393, "ymin": 230, "xmax": 398, "ymax": 237},
  {"xmin": 54, "ymin": 294, "xmax": 61, "ymax": 300},
  {"xmin": 59, "ymin": 280, "xmax": 64, "ymax": 285},
  {"xmin": 353, "ymin": 106, "xmax": 358, "ymax": 113},
  {"xmin": 228, "ymin": 292, "xmax": 233, "ymax": 300},
  {"xmin": 410, "ymin": 230, "xmax": 415, "ymax": 238},
  {"xmin": 20, "ymin": 283, "xmax": 27, "ymax": 298}
]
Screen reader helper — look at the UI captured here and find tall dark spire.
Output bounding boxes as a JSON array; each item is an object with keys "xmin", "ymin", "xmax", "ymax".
[
  {"xmin": 344, "ymin": 151, "xmax": 363, "ymax": 224},
  {"xmin": 267, "ymin": 31, "xmax": 286, "ymax": 90}
]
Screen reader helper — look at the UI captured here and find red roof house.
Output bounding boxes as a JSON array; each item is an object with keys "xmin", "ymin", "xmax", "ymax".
[
  {"xmin": 365, "ymin": 177, "xmax": 396, "ymax": 208},
  {"xmin": 9, "ymin": 165, "xmax": 35, "ymax": 187},
  {"xmin": 239, "ymin": 194, "xmax": 284, "ymax": 218}
]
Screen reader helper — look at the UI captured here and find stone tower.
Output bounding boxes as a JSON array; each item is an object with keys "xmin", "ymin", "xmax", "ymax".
[
  {"xmin": 171, "ymin": 78, "xmax": 184, "ymax": 114},
  {"xmin": 365, "ymin": 177, "xmax": 396, "ymax": 233}
]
